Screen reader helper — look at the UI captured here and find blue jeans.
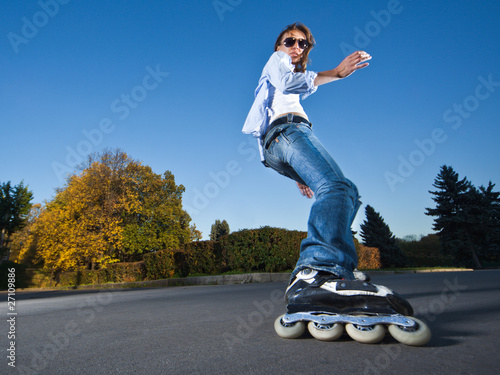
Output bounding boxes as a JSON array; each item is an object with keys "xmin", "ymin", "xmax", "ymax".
[{"xmin": 263, "ymin": 122, "xmax": 361, "ymax": 280}]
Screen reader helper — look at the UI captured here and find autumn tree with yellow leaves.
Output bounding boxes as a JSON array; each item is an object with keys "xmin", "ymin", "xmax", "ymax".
[{"xmin": 22, "ymin": 150, "xmax": 198, "ymax": 273}]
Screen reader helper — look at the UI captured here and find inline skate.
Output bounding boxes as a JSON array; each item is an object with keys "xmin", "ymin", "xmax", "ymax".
[{"xmin": 274, "ymin": 269, "xmax": 431, "ymax": 346}]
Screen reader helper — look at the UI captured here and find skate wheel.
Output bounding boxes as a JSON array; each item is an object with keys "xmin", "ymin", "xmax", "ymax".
[
  {"xmin": 274, "ymin": 314, "xmax": 306, "ymax": 339},
  {"xmin": 345, "ymin": 320, "xmax": 386, "ymax": 344},
  {"xmin": 388, "ymin": 317, "xmax": 431, "ymax": 346},
  {"xmin": 307, "ymin": 316, "xmax": 344, "ymax": 341}
]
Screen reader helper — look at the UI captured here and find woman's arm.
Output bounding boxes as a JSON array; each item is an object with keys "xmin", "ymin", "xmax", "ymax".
[
  {"xmin": 266, "ymin": 51, "xmax": 318, "ymax": 96},
  {"xmin": 314, "ymin": 51, "xmax": 372, "ymax": 86}
]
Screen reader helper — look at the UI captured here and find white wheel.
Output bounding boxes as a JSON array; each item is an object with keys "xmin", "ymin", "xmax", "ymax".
[
  {"xmin": 307, "ymin": 316, "xmax": 344, "ymax": 341},
  {"xmin": 388, "ymin": 317, "xmax": 431, "ymax": 346},
  {"xmin": 274, "ymin": 314, "xmax": 306, "ymax": 339},
  {"xmin": 345, "ymin": 321, "xmax": 386, "ymax": 344}
]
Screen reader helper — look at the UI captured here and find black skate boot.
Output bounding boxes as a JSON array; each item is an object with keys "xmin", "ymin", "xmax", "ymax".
[
  {"xmin": 274, "ymin": 269, "xmax": 431, "ymax": 345},
  {"xmin": 285, "ymin": 269, "xmax": 413, "ymax": 316}
]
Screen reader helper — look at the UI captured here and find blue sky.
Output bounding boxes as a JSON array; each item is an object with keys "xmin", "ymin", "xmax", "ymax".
[{"xmin": 2, "ymin": 0, "xmax": 500, "ymax": 240}]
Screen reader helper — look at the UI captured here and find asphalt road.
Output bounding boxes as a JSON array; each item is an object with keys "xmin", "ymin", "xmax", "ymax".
[{"xmin": 2, "ymin": 270, "xmax": 499, "ymax": 375}]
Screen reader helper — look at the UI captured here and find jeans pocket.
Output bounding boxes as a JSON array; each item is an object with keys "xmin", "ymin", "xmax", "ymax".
[
  {"xmin": 281, "ymin": 125, "xmax": 304, "ymax": 145},
  {"xmin": 265, "ymin": 136, "xmax": 283, "ymax": 160}
]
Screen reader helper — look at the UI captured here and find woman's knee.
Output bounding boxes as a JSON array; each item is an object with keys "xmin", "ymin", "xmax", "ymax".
[{"xmin": 316, "ymin": 177, "xmax": 359, "ymax": 201}]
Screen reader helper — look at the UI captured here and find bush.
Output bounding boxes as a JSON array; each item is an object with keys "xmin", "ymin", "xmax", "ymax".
[
  {"xmin": 143, "ymin": 249, "xmax": 179, "ymax": 280},
  {"xmin": 27, "ymin": 269, "xmax": 57, "ymax": 288},
  {"xmin": 220, "ymin": 227, "xmax": 306, "ymax": 273},
  {"xmin": 56, "ymin": 262, "xmax": 146, "ymax": 286},
  {"xmin": 183, "ymin": 240, "xmax": 223, "ymax": 275},
  {"xmin": 399, "ymin": 234, "xmax": 454, "ymax": 267},
  {"xmin": 355, "ymin": 238, "xmax": 382, "ymax": 269},
  {"xmin": 58, "ymin": 270, "xmax": 96, "ymax": 286},
  {"xmin": 105, "ymin": 262, "xmax": 145, "ymax": 282}
]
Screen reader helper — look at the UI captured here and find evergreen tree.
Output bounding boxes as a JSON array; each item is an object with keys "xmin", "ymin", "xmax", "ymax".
[
  {"xmin": 426, "ymin": 165, "xmax": 500, "ymax": 267},
  {"xmin": 0, "ymin": 181, "xmax": 33, "ymax": 260},
  {"xmin": 479, "ymin": 182, "xmax": 500, "ymax": 263},
  {"xmin": 210, "ymin": 219, "xmax": 230, "ymax": 241},
  {"xmin": 464, "ymin": 182, "xmax": 500, "ymax": 265},
  {"xmin": 425, "ymin": 165, "xmax": 473, "ymax": 266},
  {"xmin": 360, "ymin": 205, "xmax": 406, "ymax": 268}
]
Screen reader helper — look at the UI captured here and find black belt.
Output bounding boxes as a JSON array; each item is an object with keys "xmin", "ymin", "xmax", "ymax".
[{"xmin": 264, "ymin": 114, "xmax": 310, "ymax": 140}]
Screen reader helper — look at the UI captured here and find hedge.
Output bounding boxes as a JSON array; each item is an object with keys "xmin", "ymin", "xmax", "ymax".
[
  {"xmin": 355, "ymin": 239, "xmax": 382, "ymax": 270},
  {"xmin": 143, "ymin": 250, "xmax": 179, "ymax": 280},
  {"xmin": 142, "ymin": 241, "xmax": 224, "ymax": 280},
  {"xmin": 5, "ymin": 226, "xmax": 384, "ymax": 288},
  {"xmin": 183, "ymin": 240, "xmax": 223, "ymax": 275},
  {"xmin": 58, "ymin": 262, "xmax": 145, "ymax": 286},
  {"xmin": 220, "ymin": 226, "xmax": 306, "ymax": 273},
  {"xmin": 399, "ymin": 235, "xmax": 454, "ymax": 267},
  {"xmin": 220, "ymin": 227, "xmax": 382, "ymax": 273}
]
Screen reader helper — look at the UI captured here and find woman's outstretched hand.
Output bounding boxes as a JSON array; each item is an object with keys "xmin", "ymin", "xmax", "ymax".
[
  {"xmin": 335, "ymin": 50, "xmax": 372, "ymax": 79},
  {"xmin": 314, "ymin": 50, "xmax": 372, "ymax": 86}
]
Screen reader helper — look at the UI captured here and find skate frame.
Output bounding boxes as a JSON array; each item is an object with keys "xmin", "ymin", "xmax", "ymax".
[{"xmin": 282, "ymin": 312, "xmax": 417, "ymax": 328}]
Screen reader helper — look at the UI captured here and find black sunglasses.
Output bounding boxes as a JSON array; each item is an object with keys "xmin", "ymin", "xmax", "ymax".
[{"xmin": 282, "ymin": 37, "xmax": 309, "ymax": 49}]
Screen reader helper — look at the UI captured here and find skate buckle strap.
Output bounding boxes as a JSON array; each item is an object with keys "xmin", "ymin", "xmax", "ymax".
[
  {"xmin": 310, "ymin": 273, "xmax": 342, "ymax": 288},
  {"xmin": 336, "ymin": 280, "xmax": 378, "ymax": 293}
]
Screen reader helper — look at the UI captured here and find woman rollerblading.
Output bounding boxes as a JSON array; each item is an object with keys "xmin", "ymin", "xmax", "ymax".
[{"xmin": 242, "ymin": 22, "xmax": 430, "ymax": 345}]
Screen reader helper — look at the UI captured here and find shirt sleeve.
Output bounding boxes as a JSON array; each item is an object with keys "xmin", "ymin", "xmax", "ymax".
[
  {"xmin": 241, "ymin": 78, "xmax": 269, "ymax": 138},
  {"xmin": 266, "ymin": 51, "xmax": 318, "ymax": 99}
]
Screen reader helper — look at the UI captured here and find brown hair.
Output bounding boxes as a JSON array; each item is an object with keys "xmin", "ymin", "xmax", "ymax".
[{"xmin": 274, "ymin": 22, "xmax": 315, "ymax": 73}]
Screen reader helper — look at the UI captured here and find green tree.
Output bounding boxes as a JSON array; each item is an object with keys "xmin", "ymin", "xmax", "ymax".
[
  {"xmin": 0, "ymin": 181, "xmax": 33, "ymax": 260},
  {"xmin": 210, "ymin": 219, "xmax": 230, "ymax": 241},
  {"xmin": 425, "ymin": 165, "xmax": 500, "ymax": 267},
  {"xmin": 425, "ymin": 165, "xmax": 472, "ymax": 265},
  {"xmin": 32, "ymin": 149, "xmax": 196, "ymax": 272},
  {"xmin": 119, "ymin": 166, "xmax": 193, "ymax": 261},
  {"xmin": 477, "ymin": 182, "xmax": 500, "ymax": 264},
  {"xmin": 360, "ymin": 205, "xmax": 406, "ymax": 268},
  {"xmin": 459, "ymin": 182, "xmax": 500, "ymax": 266}
]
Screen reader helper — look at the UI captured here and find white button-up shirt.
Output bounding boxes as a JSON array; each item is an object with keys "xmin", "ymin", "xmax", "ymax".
[{"xmin": 242, "ymin": 51, "xmax": 318, "ymax": 160}]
